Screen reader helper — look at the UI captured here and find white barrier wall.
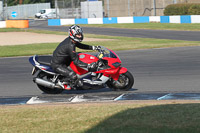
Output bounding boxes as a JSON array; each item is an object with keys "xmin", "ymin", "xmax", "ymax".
[
  {"xmin": 169, "ymin": 16, "xmax": 181, "ymax": 23},
  {"xmin": 191, "ymin": 15, "xmax": 200, "ymax": 23},
  {"xmin": 48, "ymin": 15, "xmax": 200, "ymax": 26},
  {"xmin": 60, "ymin": 19, "xmax": 75, "ymax": 25},
  {"xmin": 88, "ymin": 18, "xmax": 103, "ymax": 24},
  {"xmin": 0, "ymin": 21, "xmax": 6, "ymax": 28},
  {"xmin": 149, "ymin": 16, "xmax": 160, "ymax": 22},
  {"xmin": 117, "ymin": 17, "xmax": 133, "ymax": 23}
]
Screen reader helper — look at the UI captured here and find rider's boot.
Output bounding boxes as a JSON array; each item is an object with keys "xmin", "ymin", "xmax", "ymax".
[{"xmin": 57, "ymin": 80, "xmax": 71, "ymax": 90}]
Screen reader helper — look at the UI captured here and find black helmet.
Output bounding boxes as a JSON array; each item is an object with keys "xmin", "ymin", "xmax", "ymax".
[{"xmin": 69, "ymin": 25, "xmax": 84, "ymax": 42}]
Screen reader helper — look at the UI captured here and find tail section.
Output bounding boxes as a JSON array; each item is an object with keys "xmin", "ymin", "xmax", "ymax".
[{"xmin": 29, "ymin": 55, "xmax": 56, "ymax": 75}]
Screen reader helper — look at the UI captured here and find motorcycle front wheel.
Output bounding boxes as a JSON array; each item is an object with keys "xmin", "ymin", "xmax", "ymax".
[
  {"xmin": 36, "ymin": 71, "xmax": 63, "ymax": 94},
  {"xmin": 106, "ymin": 71, "xmax": 134, "ymax": 91}
]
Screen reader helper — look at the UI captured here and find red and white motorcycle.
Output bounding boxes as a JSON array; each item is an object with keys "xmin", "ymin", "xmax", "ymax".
[{"xmin": 29, "ymin": 46, "xmax": 134, "ymax": 94}]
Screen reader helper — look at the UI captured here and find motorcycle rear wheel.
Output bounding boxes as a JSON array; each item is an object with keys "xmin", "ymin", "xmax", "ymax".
[
  {"xmin": 36, "ymin": 71, "xmax": 63, "ymax": 94},
  {"xmin": 106, "ymin": 71, "xmax": 134, "ymax": 91}
]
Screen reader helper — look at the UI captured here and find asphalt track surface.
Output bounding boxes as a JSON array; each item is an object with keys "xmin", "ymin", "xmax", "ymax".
[
  {"xmin": 1, "ymin": 20, "xmax": 200, "ymax": 104},
  {"xmin": 1, "ymin": 47, "xmax": 200, "ymax": 103},
  {"xmin": 28, "ymin": 20, "xmax": 200, "ymax": 41}
]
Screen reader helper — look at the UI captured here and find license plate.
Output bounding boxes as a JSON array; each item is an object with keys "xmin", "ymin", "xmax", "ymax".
[{"xmin": 31, "ymin": 67, "xmax": 37, "ymax": 75}]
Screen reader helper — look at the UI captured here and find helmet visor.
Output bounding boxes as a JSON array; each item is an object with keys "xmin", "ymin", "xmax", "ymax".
[{"xmin": 75, "ymin": 33, "xmax": 83, "ymax": 42}]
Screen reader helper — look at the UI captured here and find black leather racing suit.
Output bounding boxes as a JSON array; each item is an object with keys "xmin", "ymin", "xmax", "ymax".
[{"xmin": 51, "ymin": 37, "xmax": 93, "ymax": 78}]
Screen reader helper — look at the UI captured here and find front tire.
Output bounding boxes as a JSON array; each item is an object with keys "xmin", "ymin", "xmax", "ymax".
[
  {"xmin": 36, "ymin": 71, "xmax": 63, "ymax": 94},
  {"xmin": 106, "ymin": 71, "xmax": 134, "ymax": 91}
]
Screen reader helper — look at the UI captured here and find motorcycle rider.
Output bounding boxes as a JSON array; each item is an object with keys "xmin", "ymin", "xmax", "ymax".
[{"xmin": 51, "ymin": 25, "xmax": 100, "ymax": 88}]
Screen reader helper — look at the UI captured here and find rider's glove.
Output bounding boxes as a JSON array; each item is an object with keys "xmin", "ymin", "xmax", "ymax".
[
  {"xmin": 87, "ymin": 62, "xmax": 97, "ymax": 72},
  {"xmin": 93, "ymin": 46, "xmax": 101, "ymax": 51}
]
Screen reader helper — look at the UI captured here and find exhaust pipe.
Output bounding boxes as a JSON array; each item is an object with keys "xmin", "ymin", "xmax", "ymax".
[{"xmin": 34, "ymin": 78, "xmax": 56, "ymax": 89}]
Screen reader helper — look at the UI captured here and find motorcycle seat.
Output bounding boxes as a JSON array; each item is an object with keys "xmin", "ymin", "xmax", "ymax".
[{"xmin": 37, "ymin": 56, "xmax": 52, "ymax": 66}]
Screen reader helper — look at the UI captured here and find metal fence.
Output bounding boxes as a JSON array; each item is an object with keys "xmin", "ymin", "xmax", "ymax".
[
  {"xmin": 0, "ymin": 1, "xmax": 3, "ymax": 20},
  {"xmin": 2, "ymin": 3, "xmax": 50, "ymax": 20},
  {"xmin": 104, "ymin": 0, "xmax": 200, "ymax": 17},
  {"xmin": 1, "ymin": 0, "xmax": 200, "ymax": 20},
  {"xmin": 55, "ymin": 0, "xmax": 200, "ymax": 19},
  {"xmin": 56, "ymin": 0, "xmax": 103, "ymax": 18}
]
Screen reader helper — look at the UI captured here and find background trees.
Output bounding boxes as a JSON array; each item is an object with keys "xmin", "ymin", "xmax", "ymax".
[{"xmin": 7, "ymin": 0, "xmax": 54, "ymax": 6}]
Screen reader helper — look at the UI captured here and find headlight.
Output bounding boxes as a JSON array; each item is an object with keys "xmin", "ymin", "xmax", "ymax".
[{"xmin": 112, "ymin": 62, "xmax": 121, "ymax": 68}]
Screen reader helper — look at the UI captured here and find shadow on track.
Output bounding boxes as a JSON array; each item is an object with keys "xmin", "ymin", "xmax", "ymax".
[{"xmin": 60, "ymin": 87, "xmax": 138, "ymax": 95}]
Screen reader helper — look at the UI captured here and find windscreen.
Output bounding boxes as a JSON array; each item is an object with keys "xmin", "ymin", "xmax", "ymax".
[
  {"xmin": 100, "ymin": 46, "xmax": 118, "ymax": 58},
  {"xmin": 40, "ymin": 10, "xmax": 46, "ymax": 14}
]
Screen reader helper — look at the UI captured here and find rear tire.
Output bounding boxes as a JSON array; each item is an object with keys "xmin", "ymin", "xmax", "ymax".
[
  {"xmin": 36, "ymin": 71, "xmax": 63, "ymax": 94},
  {"xmin": 106, "ymin": 71, "xmax": 134, "ymax": 91}
]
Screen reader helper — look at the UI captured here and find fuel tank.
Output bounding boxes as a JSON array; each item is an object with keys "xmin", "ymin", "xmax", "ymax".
[
  {"xmin": 69, "ymin": 53, "xmax": 99, "ymax": 75},
  {"xmin": 78, "ymin": 53, "xmax": 99, "ymax": 64}
]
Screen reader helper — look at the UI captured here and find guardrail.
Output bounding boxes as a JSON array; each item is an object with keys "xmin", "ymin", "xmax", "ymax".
[{"xmin": 48, "ymin": 15, "xmax": 200, "ymax": 26}]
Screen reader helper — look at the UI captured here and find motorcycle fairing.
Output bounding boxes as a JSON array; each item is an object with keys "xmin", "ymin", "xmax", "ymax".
[
  {"xmin": 29, "ymin": 55, "xmax": 56, "ymax": 75},
  {"xmin": 70, "ymin": 61, "xmax": 88, "ymax": 75},
  {"xmin": 114, "ymin": 67, "xmax": 128, "ymax": 80},
  {"xmin": 102, "ymin": 57, "xmax": 121, "ymax": 69},
  {"xmin": 101, "ymin": 67, "xmax": 127, "ymax": 81},
  {"xmin": 29, "ymin": 55, "xmax": 39, "ymax": 66}
]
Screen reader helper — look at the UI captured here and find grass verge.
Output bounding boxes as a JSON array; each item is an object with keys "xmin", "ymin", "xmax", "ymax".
[
  {"xmin": 0, "ymin": 28, "xmax": 67, "ymax": 35},
  {"xmin": 1, "ymin": 28, "xmax": 200, "ymax": 133},
  {"xmin": 1, "ymin": 29, "xmax": 200, "ymax": 57},
  {"xmin": 0, "ymin": 101, "xmax": 200, "ymax": 133},
  {"xmin": 78, "ymin": 23, "xmax": 200, "ymax": 31}
]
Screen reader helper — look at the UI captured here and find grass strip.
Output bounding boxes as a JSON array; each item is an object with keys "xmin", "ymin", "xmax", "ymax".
[
  {"xmin": 0, "ymin": 28, "xmax": 68, "ymax": 35},
  {"xmin": 0, "ymin": 43, "xmax": 57, "ymax": 57},
  {"xmin": 1, "ymin": 34, "xmax": 200, "ymax": 57},
  {"xmin": 0, "ymin": 102, "xmax": 200, "ymax": 133},
  {"xmin": 1, "ymin": 27, "xmax": 200, "ymax": 57},
  {"xmin": 0, "ymin": 28, "xmax": 23, "ymax": 32},
  {"xmin": 78, "ymin": 23, "xmax": 200, "ymax": 31}
]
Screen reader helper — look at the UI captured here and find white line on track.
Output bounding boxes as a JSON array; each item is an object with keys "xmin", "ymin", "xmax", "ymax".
[
  {"xmin": 114, "ymin": 94, "xmax": 125, "ymax": 101},
  {"xmin": 26, "ymin": 96, "xmax": 48, "ymax": 104},
  {"xmin": 157, "ymin": 93, "xmax": 172, "ymax": 100}
]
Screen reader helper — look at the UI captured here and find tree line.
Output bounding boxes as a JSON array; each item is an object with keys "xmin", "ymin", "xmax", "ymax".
[
  {"xmin": 6, "ymin": 0, "xmax": 103, "ymax": 7},
  {"xmin": 6, "ymin": 0, "xmax": 54, "ymax": 6}
]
